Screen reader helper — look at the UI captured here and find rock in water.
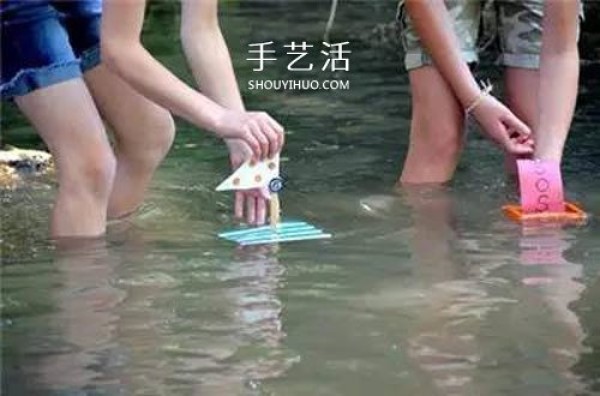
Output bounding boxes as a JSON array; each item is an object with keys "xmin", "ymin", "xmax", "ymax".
[{"xmin": 0, "ymin": 146, "xmax": 54, "ymax": 188}]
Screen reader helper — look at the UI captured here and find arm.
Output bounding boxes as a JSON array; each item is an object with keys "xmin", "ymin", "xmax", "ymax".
[
  {"xmin": 179, "ymin": 0, "xmax": 283, "ymax": 225},
  {"xmin": 180, "ymin": 0, "xmax": 283, "ymax": 150},
  {"xmin": 535, "ymin": 0, "xmax": 580, "ymax": 162},
  {"xmin": 101, "ymin": 0, "xmax": 280, "ymax": 159},
  {"xmin": 404, "ymin": 0, "xmax": 532, "ymax": 154},
  {"xmin": 403, "ymin": 0, "xmax": 480, "ymax": 107},
  {"xmin": 101, "ymin": 0, "xmax": 224, "ymax": 133},
  {"xmin": 180, "ymin": 0, "xmax": 245, "ymax": 112}
]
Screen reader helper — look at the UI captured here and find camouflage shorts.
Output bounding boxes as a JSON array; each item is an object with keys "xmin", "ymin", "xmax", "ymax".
[{"xmin": 397, "ymin": 0, "xmax": 583, "ymax": 71}]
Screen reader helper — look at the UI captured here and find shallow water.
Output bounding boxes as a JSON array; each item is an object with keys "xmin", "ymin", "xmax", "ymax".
[{"xmin": 2, "ymin": 2, "xmax": 600, "ymax": 395}]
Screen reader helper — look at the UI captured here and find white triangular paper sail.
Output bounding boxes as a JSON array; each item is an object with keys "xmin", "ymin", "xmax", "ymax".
[{"xmin": 216, "ymin": 155, "xmax": 280, "ymax": 191}]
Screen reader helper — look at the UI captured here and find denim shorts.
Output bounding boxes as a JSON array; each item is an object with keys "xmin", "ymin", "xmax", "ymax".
[{"xmin": 1, "ymin": 0, "xmax": 102, "ymax": 99}]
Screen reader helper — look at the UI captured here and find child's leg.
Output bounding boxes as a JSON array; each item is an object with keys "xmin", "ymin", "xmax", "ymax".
[
  {"xmin": 502, "ymin": 68, "xmax": 539, "ymax": 174},
  {"xmin": 55, "ymin": 0, "xmax": 176, "ymax": 219},
  {"xmin": 84, "ymin": 65, "xmax": 175, "ymax": 219},
  {"xmin": 396, "ymin": 0, "xmax": 480, "ymax": 184},
  {"xmin": 504, "ymin": 69, "xmax": 539, "ymax": 129},
  {"xmin": 400, "ymin": 66, "xmax": 465, "ymax": 184},
  {"xmin": 498, "ymin": 0, "xmax": 554, "ymax": 171},
  {"xmin": 15, "ymin": 80, "xmax": 116, "ymax": 237},
  {"xmin": 2, "ymin": 2, "xmax": 115, "ymax": 237}
]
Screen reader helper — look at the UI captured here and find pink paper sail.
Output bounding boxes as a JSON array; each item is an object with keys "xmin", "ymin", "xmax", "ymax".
[{"xmin": 517, "ymin": 159, "xmax": 565, "ymax": 214}]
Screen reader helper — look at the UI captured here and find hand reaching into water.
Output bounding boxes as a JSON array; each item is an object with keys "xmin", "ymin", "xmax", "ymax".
[
  {"xmin": 470, "ymin": 95, "xmax": 534, "ymax": 155},
  {"xmin": 226, "ymin": 139, "xmax": 271, "ymax": 225},
  {"xmin": 216, "ymin": 110, "xmax": 284, "ymax": 160}
]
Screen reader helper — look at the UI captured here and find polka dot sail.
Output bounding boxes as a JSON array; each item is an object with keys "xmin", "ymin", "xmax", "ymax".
[
  {"xmin": 216, "ymin": 155, "xmax": 280, "ymax": 191},
  {"xmin": 215, "ymin": 155, "xmax": 332, "ymax": 245}
]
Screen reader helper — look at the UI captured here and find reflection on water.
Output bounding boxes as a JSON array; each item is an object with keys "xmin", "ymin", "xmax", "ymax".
[
  {"xmin": 111, "ymin": 239, "xmax": 293, "ymax": 395},
  {"xmin": 2, "ymin": 1, "xmax": 600, "ymax": 395},
  {"xmin": 355, "ymin": 188, "xmax": 589, "ymax": 395},
  {"xmin": 3, "ymin": 232, "xmax": 295, "ymax": 395}
]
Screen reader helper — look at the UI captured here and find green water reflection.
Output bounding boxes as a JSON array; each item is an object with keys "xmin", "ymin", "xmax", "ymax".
[{"xmin": 2, "ymin": 2, "xmax": 600, "ymax": 395}]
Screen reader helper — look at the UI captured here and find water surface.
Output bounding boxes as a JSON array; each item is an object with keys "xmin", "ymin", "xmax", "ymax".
[{"xmin": 2, "ymin": 2, "xmax": 600, "ymax": 395}]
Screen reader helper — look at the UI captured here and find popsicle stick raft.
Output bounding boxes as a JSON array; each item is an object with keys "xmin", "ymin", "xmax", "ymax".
[
  {"xmin": 219, "ymin": 221, "xmax": 331, "ymax": 246},
  {"xmin": 216, "ymin": 155, "xmax": 331, "ymax": 245},
  {"xmin": 502, "ymin": 159, "xmax": 587, "ymax": 224}
]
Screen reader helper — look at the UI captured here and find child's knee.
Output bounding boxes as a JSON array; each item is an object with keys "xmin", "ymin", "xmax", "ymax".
[
  {"xmin": 150, "ymin": 110, "xmax": 176, "ymax": 155},
  {"xmin": 83, "ymin": 151, "xmax": 116, "ymax": 196},
  {"xmin": 64, "ymin": 148, "xmax": 116, "ymax": 198},
  {"xmin": 434, "ymin": 127, "xmax": 463, "ymax": 159},
  {"xmin": 121, "ymin": 109, "xmax": 175, "ymax": 165},
  {"xmin": 410, "ymin": 118, "xmax": 464, "ymax": 163}
]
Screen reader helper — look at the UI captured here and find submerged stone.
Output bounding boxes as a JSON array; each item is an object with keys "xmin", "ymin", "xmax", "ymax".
[{"xmin": 0, "ymin": 146, "xmax": 54, "ymax": 188}]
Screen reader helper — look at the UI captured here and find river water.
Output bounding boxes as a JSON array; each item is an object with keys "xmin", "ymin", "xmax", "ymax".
[{"xmin": 2, "ymin": 2, "xmax": 600, "ymax": 395}]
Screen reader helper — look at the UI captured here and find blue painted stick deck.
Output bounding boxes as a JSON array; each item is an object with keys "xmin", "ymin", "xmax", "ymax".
[{"xmin": 218, "ymin": 221, "xmax": 331, "ymax": 246}]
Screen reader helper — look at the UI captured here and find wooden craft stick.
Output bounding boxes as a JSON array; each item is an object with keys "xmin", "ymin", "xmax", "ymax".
[{"xmin": 270, "ymin": 193, "xmax": 281, "ymax": 227}]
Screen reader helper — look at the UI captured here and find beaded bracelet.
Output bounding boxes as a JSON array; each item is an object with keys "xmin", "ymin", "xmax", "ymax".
[{"xmin": 465, "ymin": 79, "xmax": 493, "ymax": 115}]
